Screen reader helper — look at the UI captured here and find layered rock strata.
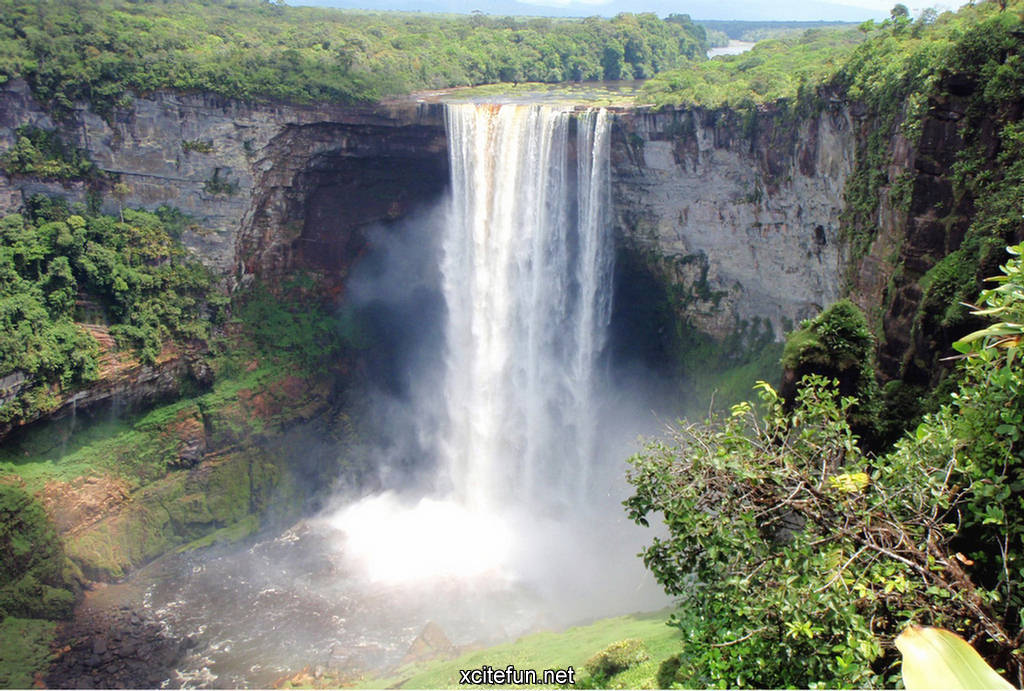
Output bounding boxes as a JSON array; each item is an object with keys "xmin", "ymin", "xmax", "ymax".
[{"xmin": 611, "ymin": 105, "xmax": 855, "ymax": 340}]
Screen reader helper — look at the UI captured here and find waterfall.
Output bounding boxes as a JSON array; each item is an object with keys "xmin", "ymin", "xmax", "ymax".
[{"xmin": 440, "ymin": 103, "xmax": 614, "ymax": 512}]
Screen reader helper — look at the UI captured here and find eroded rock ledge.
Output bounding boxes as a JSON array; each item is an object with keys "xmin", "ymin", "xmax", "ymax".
[{"xmin": 0, "ymin": 79, "xmax": 449, "ymax": 286}]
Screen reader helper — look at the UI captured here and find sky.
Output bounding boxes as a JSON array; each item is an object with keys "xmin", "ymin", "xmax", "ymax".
[{"xmin": 295, "ymin": 0, "xmax": 958, "ymax": 21}]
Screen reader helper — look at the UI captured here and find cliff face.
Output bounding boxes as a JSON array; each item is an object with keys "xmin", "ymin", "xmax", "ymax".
[
  {"xmin": 846, "ymin": 84, "xmax": 982, "ymax": 387},
  {"xmin": 2, "ymin": 82, "xmax": 856, "ymax": 332},
  {"xmin": 0, "ymin": 83, "xmax": 448, "ymax": 433},
  {"xmin": 1, "ymin": 81, "xmax": 981, "ymax": 417},
  {"xmin": 1, "ymin": 82, "xmax": 995, "ymax": 587},
  {"xmin": 0, "ymin": 80, "xmax": 449, "ymax": 283},
  {"xmin": 611, "ymin": 105, "xmax": 855, "ymax": 341}
]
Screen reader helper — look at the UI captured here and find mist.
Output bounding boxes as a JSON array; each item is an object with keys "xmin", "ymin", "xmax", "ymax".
[
  {"xmin": 133, "ymin": 103, "xmax": 683, "ymax": 687},
  {"xmin": 319, "ymin": 103, "xmax": 672, "ymax": 626}
]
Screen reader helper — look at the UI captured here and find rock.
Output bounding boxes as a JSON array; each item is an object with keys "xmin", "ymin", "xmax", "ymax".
[
  {"xmin": 401, "ymin": 621, "xmax": 456, "ymax": 665},
  {"xmin": 39, "ymin": 476, "xmax": 131, "ymax": 536},
  {"xmin": 169, "ymin": 412, "xmax": 207, "ymax": 468},
  {"xmin": 46, "ymin": 607, "xmax": 185, "ymax": 690},
  {"xmin": 612, "ymin": 106, "xmax": 852, "ymax": 341}
]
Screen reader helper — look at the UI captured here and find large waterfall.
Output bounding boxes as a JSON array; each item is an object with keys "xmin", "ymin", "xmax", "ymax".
[
  {"xmin": 322, "ymin": 101, "xmax": 649, "ymax": 600},
  {"xmin": 440, "ymin": 103, "xmax": 614, "ymax": 512},
  {"xmin": 127, "ymin": 103, "xmax": 657, "ymax": 687}
]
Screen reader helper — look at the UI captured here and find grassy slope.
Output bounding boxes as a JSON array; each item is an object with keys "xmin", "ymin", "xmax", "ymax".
[
  {"xmin": 0, "ymin": 360, "xmax": 303, "ymax": 493},
  {"xmin": 356, "ymin": 610, "xmax": 682, "ymax": 690}
]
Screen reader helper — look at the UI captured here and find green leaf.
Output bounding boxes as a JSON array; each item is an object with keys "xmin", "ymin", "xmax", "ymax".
[{"xmin": 896, "ymin": 625, "xmax": 1013, "ymax": 690}]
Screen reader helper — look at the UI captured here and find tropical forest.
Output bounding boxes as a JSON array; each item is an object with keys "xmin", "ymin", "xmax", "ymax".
[{"xmin": 0, "ymin": 0, "xmax": 1023, "ymax": 688}]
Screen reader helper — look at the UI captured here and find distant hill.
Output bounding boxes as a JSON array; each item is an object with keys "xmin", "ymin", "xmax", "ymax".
[
  {"xmin": 697, "ymin": 19, "xmax": 861, "ymax": 40},
  {"xmin": 294, "ymin": 0, "xmax": 887, "ymax": 22}
]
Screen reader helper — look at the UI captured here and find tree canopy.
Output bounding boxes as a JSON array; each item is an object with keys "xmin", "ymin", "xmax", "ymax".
[{"xmin": 0, "ymin": 0, "xmax": 706, "ymax": 114}]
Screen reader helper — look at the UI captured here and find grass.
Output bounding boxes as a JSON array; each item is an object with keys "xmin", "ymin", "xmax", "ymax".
[
  {"xmin": 0, "ymin": 617, "xmax": 57, "ymax": 689},
  {"xmin": 0, "ymin": 360, "xmax": 290, "ymax": 495},
  {"xmin": 687, "ymin": 341, "xmax": 784, "ymax": 415},
  {"xmin": 0, "ymin": 402, "xmax": 181, "ymax": 495},
  {"xmin": 356, "ymin": 609, "xmax": 682, "ymax": 689},
  {"xmin": 175, "ymin": 514, "xmax": 260, "ymax": 553}
]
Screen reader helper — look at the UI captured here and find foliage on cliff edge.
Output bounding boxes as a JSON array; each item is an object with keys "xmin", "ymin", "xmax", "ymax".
[
  {"xmin": 627, "ymin": 246, "xmax": 1024, "ymax": 687},
  {"xmin": 0, "ymin": 199, "xmax": 219, "ymax": 427}
]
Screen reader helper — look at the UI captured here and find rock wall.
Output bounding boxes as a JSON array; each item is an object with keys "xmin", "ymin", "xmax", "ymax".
[
  {"xmin": 611, "ymin": 105, "xmax": 855, "ymax": 341},
  {"xmin": 1, "ymin": 81, "xmax": 859, "ymax": 341},
  {"xmin": 846, "ymin": 85, "xmax": 978, "ymax": 386},
  {"xmin": 0, "ymin": 80, "xmax": 448, "ymax": 283}
]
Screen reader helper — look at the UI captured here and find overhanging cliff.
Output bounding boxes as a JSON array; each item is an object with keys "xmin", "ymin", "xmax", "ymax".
[{"xmin": 0, "ymin": 80, "xmax": 449, "ymax": 287}]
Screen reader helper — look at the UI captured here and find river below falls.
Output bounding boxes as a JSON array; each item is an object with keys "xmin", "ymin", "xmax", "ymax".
[
  {"xmin": 108, "ymin": 524, "xmax": 541, "ymax": 687},
  {"xmin": 78, "ymin": 503, "xmax": 664, "ymax": 689}
]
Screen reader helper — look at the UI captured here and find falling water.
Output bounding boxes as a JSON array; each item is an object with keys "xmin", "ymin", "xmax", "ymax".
[
  {"xmin": 440, "ymin": 103, "xmax": 614, "ymax": 511},
  {"xmin": 110, "ymin": 102, "xmax": 656, "ymax": 689}
]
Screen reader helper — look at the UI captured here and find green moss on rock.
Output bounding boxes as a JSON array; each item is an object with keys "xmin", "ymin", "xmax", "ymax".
[
  {"xmin": 0, "ymin": 483, "xmax": 78, "ymax": 619},
  {"xmin": 0, "ymin": 617, "xmax": 57, "ymax": 689},
  {"xmin": 64, "ymin": 450, "xmax": 291, "ymax": 580}
]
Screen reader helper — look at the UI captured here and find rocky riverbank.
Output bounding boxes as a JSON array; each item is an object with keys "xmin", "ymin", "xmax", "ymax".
[{"xmin": 46, "ymin": 591, "xmax": 188, "ymax": 690}]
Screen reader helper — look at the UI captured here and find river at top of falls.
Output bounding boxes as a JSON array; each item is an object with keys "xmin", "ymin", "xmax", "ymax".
[{"xmin": 123, "ymin": 100, "xmax": 665, "ymax": 688}]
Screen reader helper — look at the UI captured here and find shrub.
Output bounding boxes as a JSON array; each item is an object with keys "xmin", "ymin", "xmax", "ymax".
[
  {"xmin": 625, "ymin": 246, "xmax": 1024, "ymax": 687},
  {"xmin": 0, "ymin": 126, "xmax": 97, "ymax": 180},
  {"xmin": 782, "ymin": 299, "xmax": 881, "ymax": 445},
  {"xmin": 583, "ymin": 638, "xmax": 650, "ymax": 679}
]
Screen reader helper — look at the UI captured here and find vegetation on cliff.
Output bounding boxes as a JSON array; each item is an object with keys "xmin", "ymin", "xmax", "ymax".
[
  {"xmin": 627, "ymin": 247, "xmax": 1024, "ymax": 687},
  {"xmin": 0, "ymin": 268, "xmax": 360, "ymax": 576},
  {"xmin": 835, "ymin": 0, "xmax": 1024, "ymax": 428},
  {"xmin": 0, "ymin": 0, "xmax": 705, "ymax": 114},
  {"xmin": 837, "ymin": 1, "xmax": 1024, "ymax": 266},
  {"xmin": 0, "ymin": 200, "xmax": 219, "ymax": 427},
  {"xmin": 0, "ymin": 126, "xmax": 98, "ymax": 181}
]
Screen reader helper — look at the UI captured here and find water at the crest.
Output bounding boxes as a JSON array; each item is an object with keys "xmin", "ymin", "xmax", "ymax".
[{"xmin": 440, "ymin": 103, "xmax": 614, "ymax": 511}]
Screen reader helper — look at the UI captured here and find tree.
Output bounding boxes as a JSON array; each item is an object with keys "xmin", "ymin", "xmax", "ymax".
[
  {"xmin": 112, "ymin": 182, "xmax": 130, "ymax": 222},
  {"xmin": 626, "ymin": 247, "xmax": 1024, "ymax": 687}
]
